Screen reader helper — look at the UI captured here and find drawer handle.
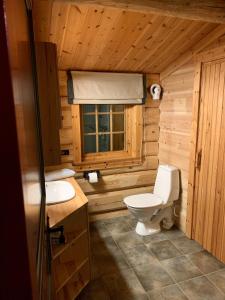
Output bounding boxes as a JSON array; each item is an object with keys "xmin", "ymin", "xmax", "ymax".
[{"xmin": 48, "ymin": 225, "xmax": 65, "ymax": 245}]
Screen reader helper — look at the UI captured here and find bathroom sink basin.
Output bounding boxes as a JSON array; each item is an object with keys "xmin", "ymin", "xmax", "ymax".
[{"xmin": 45, "ymin": 180, "xmax": 75, "ymax": 205}]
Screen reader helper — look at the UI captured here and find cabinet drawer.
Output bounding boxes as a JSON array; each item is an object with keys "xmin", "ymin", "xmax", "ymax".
[
  {"xmin": 56, "ymin": 260, "xmax": 90, "ymax": 300},
  {"xmin": 52, "ymin": 206, "xmax": 87, "ymax": 258},
  {"xmin": 53, "ymin": 231, "xmax": 89, "ymax": 291}
]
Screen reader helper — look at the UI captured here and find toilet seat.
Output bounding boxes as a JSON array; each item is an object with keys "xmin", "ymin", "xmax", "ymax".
[{"xmin": 124, "ymin": 193, "xmax": 162, "ymax": 209}]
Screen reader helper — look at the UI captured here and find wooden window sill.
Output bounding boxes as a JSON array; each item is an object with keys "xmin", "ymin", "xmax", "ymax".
[{"xmin": 73, "ymin": 156, "xmax": 143, "ymax": 172}]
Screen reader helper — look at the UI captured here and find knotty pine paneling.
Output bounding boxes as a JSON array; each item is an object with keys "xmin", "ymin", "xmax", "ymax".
[
  {"xmin": 159, "ymin": 63, "xmax": 195, "ymax": 233},
  {"xmin": 57, "ymin": 71, "xmax": 160, "ymax": 217},
  {"xmin": 33, "ymin": 2, "xmax": 218, "ymax": 74}
]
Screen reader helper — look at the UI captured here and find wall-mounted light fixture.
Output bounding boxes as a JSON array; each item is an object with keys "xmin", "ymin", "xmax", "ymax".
[{"xmin": 150, "ymin": 83, "xmax": 162, "ymax": 100}]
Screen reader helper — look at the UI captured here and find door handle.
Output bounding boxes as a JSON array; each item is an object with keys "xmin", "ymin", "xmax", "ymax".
[{"xmin": 196, "ymin": 149, "xmax": 202, "ymax": 169}]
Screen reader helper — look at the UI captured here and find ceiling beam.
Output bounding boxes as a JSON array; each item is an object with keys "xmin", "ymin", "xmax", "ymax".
[
  {"xmin": 160, "ymin": 24, "xmax": 225, "ymax": 80},
  {"xmin": 61, "ymin": 0, "xmax": 225, "ymax": 24}
]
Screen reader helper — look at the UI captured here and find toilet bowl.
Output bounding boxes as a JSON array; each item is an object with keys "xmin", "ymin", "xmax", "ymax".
[{"xmin": 124, "ymin": 165, "xmax": 179, "ymax": 236}]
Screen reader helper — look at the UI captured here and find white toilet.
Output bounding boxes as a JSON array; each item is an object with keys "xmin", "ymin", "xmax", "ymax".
[{"xmin": 124, "ymin": 165, "xmax": 180, "ymax": 236}]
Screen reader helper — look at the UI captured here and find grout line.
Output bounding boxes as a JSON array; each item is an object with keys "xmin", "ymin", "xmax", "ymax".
[
  {"xmin": 104, "ymin": 221, "xmax": 156, "ymax": 295},
  {"xmin": 176, "ymin": 272, "xmax": 225, "ymax": 300},
  {"xmin": 110, "ymin": 236, "xmax": 151, "ymax": 296},
  {"xmin": 169, "ymin": 237, "xmax": 204, "ymax": 256},
  {"xmin": 93, "ymin": 219, "xmax": 225, "ymax": 299},
  {"xmin": 176, "ymin": 281, "xmax": 192, "ymax": 300},
  {"xmin": 156, "ymin": 254, "xmax": 184, "ymax": 285},
  {"xmin": 174, "ymin": 283, "xmax": 191, "ymax": 300},
  {"xmin": 205, "ymin": 271, "xmax": 225, "ymax": 296}
]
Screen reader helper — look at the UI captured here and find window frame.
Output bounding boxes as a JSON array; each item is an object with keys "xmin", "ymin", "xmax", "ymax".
[
  {"xmin": 81, "ymin": 104, "xmax": 126, "ymax": 154},
  {"xmin": 71, "ymin": 104, "xmax": 143, "ymax": 171}
]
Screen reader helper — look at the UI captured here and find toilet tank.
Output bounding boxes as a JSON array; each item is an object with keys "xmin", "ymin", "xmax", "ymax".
[{"xmin": 153, "ymin": 165, "xmax": 180, "ymax": 204}]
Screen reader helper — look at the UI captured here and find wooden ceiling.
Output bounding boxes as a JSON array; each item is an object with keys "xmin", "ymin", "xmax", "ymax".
[{"xmin": 33, "ymin": 1, "xmax": 218, "ymax": 73}]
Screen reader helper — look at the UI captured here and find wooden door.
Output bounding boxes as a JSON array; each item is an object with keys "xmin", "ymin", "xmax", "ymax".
[
  {"xmin": 1, "ymin": 0, "xmax": 48, "ymax": 298},
  {"xmin": 190, "ymin": 50, "xmax": 225, "ymax": 263}
]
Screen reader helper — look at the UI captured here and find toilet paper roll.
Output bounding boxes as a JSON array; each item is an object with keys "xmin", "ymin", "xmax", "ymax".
[{"xmin": 88, "ymin": 172, "xmax": 98, "ymax": 183}]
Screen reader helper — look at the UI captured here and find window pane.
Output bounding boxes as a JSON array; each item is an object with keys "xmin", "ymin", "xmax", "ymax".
[
  {"xmin": 83, "ymin": 115, "xmax": 96, "ymax": 133},
  {"xmin": 84, "ymin": 135, "xmax": 96, "ymax": 153},
  {"xmin": 98, "ymin": 104, "xmax": 110, "ymax": 112},
  {"xmin": 99, "ymin": 134, "xmax": 110, "ymax": 152},
  {"xmin": 83, "ymin": 104, "xmax": 95, "ymax": 113},
  {"xmin": 98, "ymin": 114, "xmax": 110, "ymax": 132},
  {"xmin": 113, "ymin": 114, "xmax": 124, "ymax": 131},
  {"xmin": 113, "ymin": 133, "xmax": 124, "ymax": 151},
  {"xmin": 112, "ymin": 105, "xmax": 124, "ymax": 112}
]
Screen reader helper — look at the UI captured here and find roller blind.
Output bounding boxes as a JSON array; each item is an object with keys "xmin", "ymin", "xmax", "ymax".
[{"xmin": 67, "ymin": 71, "xmax": 146, "ymax": 104}]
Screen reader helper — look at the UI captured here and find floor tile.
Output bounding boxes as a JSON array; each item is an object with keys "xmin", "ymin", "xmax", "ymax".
[
  {"xmin": 127, "ymin": 217, "xmax": 138, "ymax": 230},
  {"xmin": 148, "ymin": 240, "xmax": 182, "ymax": 261},
  {"xmin": 141, "ymin": 231, "xmax": 168, "ymax": 244},
  {"xmin": 92, "ymin": 251, "xmax": 130, "ymax": 279},
  {"xmin": 83, "ymin": 218, "xmax": 220, "ymax": 299},
  {"xmin": 207, "ymin": 269, "xmax": 225, "ymax": 294},
  {"xmin": 161, "ymin": 255, "xmax": 202, "ymax": 282},
  {"xmin": 90, "ymin": 222, "xmax": 111, "ymax": 242},
  {"xmin": 104, "ymin": 217, "xmax": 132, "ymax": 235},
  {"xmin": 148, "ymin": 284, "xmax": 188, "ymax": 300},
  {"xmin": 92, "ymin": 236, "xmax": 117, "ymax": 255},
  {"xmin": 171, "ymin": 236, "xmax": 203, "ymax": 254},
  {"xmin": 122, "ymin": 243, "xmax": 156, "ymax": 267},
  {"xmin": 102, "ymin": 268, "xmax": 149, "ymax": 300},
  {"xmin": 134, "ymin": 261, "xmax": 174, "ymax": 291},
  {"xmin": 112, "ymin": 231, "xmax": 143, "ymax": 250},
  {"xmin": 91, "ymin": 237, "xmax": 130, "ymax": 278},
  {"xmin": 163, "ymin": 227, "xmax": 185, "ymax": 240},
  {"xmin": 179, "ymin": 276, "xmax": 225, "ymax": 300},
  {"xmin": 188, "ymin": 250, "xmax": 225, "ymax": 274}
]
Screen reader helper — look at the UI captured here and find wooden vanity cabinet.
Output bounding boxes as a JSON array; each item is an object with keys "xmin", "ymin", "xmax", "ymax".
[
  {"xmin": 47, "ymin": 179, "xmax": 91, "ymax": 299},
  {"xmin": 35, "ymin": 42, "xmax": 61, "ymax": 166}
]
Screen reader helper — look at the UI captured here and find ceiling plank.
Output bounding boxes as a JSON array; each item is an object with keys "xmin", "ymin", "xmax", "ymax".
[
  {"xmin": 57, "ymin": 0, "xmax": 225, "ymax": 24},
  {"xmin": 160, "ymin": 24, "xmax": 225, "ymax": 80}
]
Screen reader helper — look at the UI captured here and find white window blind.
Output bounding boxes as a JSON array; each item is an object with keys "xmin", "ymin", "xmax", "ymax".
[{"xmin": 68, "ymin": 71, "xmax": 145, "ymax": 104}]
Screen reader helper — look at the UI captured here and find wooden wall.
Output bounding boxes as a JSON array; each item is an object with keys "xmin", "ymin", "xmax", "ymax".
[
  {"xmin": 33, "ymin": 2, "xmax": 218, "ymax": 74},
  {"xmin": 58, "ymin": 71, "xmax": 160, "ymax": 218},
  {"xmin": 159, "ymin": 63, "xmax": 195, "ymax": 232}
]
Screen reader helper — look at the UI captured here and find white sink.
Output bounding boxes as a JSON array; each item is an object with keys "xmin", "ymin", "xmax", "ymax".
[
  {"xmin": 45, "ymin": 168, "xmax": 76, "ymax": 182},
  {"xmin": 45, "ymin": 180, "xmax": 75, "ymax": 205}
]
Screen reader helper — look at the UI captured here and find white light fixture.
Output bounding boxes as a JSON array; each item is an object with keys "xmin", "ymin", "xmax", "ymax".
[{"xmin": 150, "ymin": 83, "xmax": 162, "ymax": 100}]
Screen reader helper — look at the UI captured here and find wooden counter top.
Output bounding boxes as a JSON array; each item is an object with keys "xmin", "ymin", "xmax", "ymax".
[{"xmin": 47, "ymin": 177, "xmax": 88, "ymax": 227}]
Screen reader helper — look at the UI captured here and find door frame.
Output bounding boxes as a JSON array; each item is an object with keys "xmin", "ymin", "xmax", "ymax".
[{"xmin": 186, "ymin": 45, "xmax": 225, "ymax": 238}]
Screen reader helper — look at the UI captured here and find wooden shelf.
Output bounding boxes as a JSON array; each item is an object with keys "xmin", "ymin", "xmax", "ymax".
[
  {"xmin": 52, "ymin": 229, "xmax": 87, "ymax": 260},
  {"xmin": 56, "ymin": 258, "xmax": 89, "ymax": 294},
  {"xmin": 47, "ymin": 177, "xmax": 91, "ymax": 299},
  {"xmin": 71, "ymin": 280, "xmax": 89, "ymax": 300},
  {"xmin": 53, "ymin": 231, "xmax": 89, "ymax": 289},
  {"xmin": 56, "ymin": 261, "xmax": 90, "ymax": 300}
]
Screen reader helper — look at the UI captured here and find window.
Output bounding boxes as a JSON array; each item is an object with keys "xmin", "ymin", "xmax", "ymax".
[
  {"xmin": 82, "ymin": 104, "xmax": 125, "ymax": 154},
  {"xmin": 72, "ymin": 104, "xmax": 143, "ymax": 170}
]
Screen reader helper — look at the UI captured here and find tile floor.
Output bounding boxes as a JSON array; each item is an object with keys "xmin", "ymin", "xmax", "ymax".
[{"xmin": 77, "ymin": 214, "xmax": 225, "ymax": 300}]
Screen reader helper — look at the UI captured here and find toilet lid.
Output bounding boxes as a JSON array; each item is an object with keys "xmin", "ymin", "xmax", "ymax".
[{"xmin": 124, "ymin": 193, "xmax": 162, "ymax": 208}]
